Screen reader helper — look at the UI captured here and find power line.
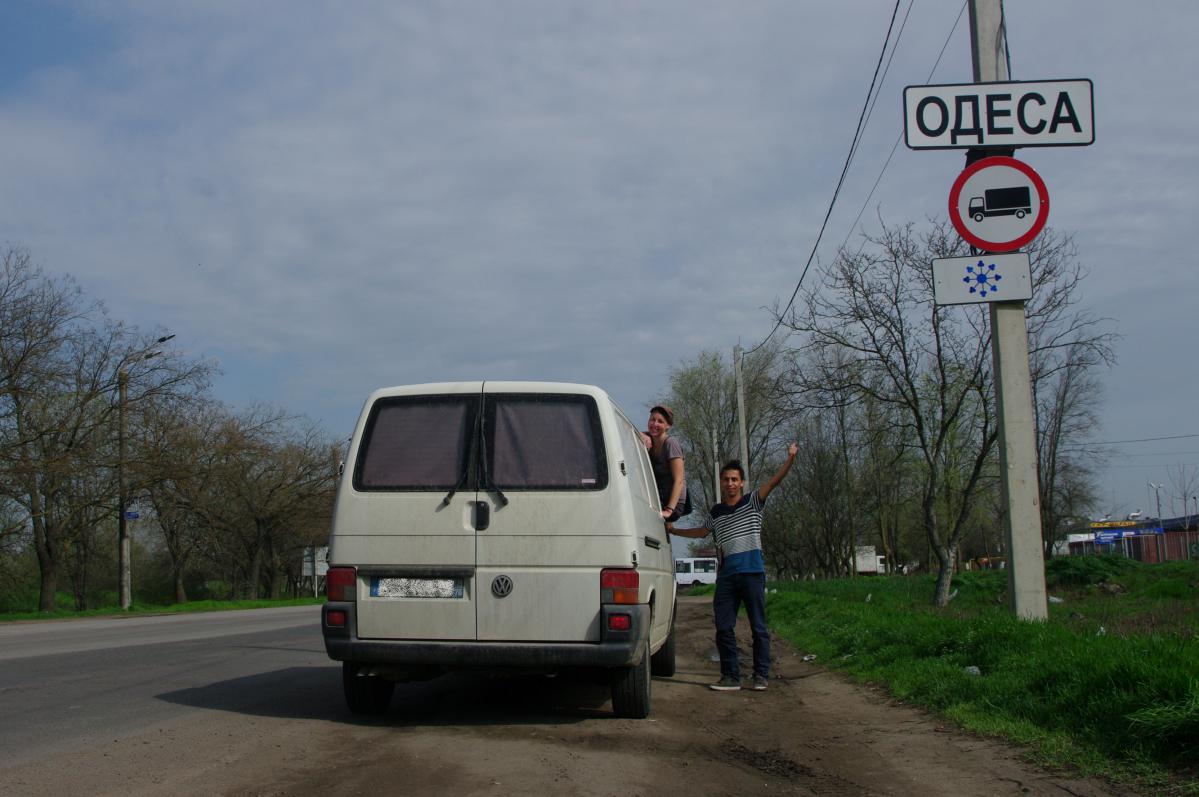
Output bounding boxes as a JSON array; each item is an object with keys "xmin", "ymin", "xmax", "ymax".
[
  {"xmin": 838, "ymin": 0, "xmax": 968, "ymax": 255},
  {"xmin": 1101, "ymin": 450, "xmax": 1199, "ymax": 458},
  {"xmin": 1100, "ymin": 463, "xmax": 1199, "ymax": 471},
  {"xmin": 1061, "ymin": 433, "xmax": 1199, "ymax": 449},
  {"xmin": 746, "ymin": 0, "xmax": 904, "ymax": 355},
  {"xmin": 847, "ymin": 0, "xmax": 916, "ymax": 177}
]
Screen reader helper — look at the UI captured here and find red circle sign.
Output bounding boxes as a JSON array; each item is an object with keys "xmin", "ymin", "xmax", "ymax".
[{"xmin": 948, "ymin": 156, "xmax": 1049, "ymax": 252}]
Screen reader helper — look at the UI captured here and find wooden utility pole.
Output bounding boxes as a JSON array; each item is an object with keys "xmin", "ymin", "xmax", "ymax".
[{"xmin": 969, "ymin": 0, "xmax": 1048, "ymax": 620}]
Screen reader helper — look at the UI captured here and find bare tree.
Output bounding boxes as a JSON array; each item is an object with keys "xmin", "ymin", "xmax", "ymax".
[
  {"xmin": 1167, "ymin": 464, "xmax": 1198, "ymax": 525},
  {"xmin": 179, "ymin": 406, "xmax": 335, "ymax": 599},
  {"xmin": 134, "ymin": 398, "xmax": 226, "ymax": 603},
  {"xmin": 657, "ymin": 344, "xmax": 791, "ymax": 516},
  {"xmin": 1025, "ymin": 231, "xmax": 1118, "ymax": 556},
  {"xmin": 766, "ymin": 412, "xmax": 854, "ymax": 578},
  {"xmin": 0, "ymin": 246, "xmax": 212, "ymax": 610},
  {"xmin": 782, "ymin": 220, "xmax": 997, "ymax": 606}
]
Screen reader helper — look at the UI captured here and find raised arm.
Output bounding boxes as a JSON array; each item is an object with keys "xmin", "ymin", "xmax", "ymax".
[{"xmin": 757, "ymin": 442, "xmax": 798, "ymax": 502}]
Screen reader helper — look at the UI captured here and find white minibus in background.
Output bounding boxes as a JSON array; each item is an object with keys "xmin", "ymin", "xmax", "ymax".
[{"xmin": 675, "ymin": 556, "xmax": 717, "ymax": 587}]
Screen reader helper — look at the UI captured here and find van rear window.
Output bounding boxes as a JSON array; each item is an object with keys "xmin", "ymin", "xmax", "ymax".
[
  {"xmin": 353, "ymin": 392, "xmax": 606, "ymax": 492},
  {"xmin": 488, "ymin": 395, "xmax": 606, "ymax": 490},
  {"xmin": 355, "ymin": 396, "xmax": 477, "ymax": 490}
]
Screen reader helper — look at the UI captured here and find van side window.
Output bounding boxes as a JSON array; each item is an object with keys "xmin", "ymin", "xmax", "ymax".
[
  {"xmin": 355, "ymin": 396, "xmax": 477, "ymax": 490},
  {"xmin": 488, "ymin": 395, "xmax": 607, "ymax": 490},
  {"xmin": 617, "ymin": 412, "xmax": 655, "ymax": 507}
]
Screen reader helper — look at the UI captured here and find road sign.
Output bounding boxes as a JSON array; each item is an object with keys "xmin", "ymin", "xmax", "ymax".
[
  {"xmin": 124, "ymin": 510, "xmax": 139, "ymax": 520},
  {"xmin": 904, "ymin": 79, "xmax": 1094, "ymax": 150},
  {"xmin": 948, "ymin": 156, "xmax": 1048, "ymax": 252},
  {"xmin": 933, "ymin": 252, "xmax": 1031, "ymax": 305}
]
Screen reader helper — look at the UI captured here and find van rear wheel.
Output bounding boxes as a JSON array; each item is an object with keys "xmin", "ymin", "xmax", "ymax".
[
  {"xmin": 650, "ymin": 605, "xmax": 677, "ymax": 678},
  {"xmin": 611, "ymin": 639, "xmax": 651, "ymax": 719},
  {"xmin": 343, "ymin": 663, "xmax": 395, "ymax": 715}
]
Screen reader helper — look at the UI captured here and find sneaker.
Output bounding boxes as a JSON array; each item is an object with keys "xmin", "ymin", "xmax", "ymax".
[
  {"xmin": 751, "ymin": 675, "xmax": 768, "ymax": 691},
  {"xmin": 709, "ymin": 675, "xmax": 742, "ymax": 691}
]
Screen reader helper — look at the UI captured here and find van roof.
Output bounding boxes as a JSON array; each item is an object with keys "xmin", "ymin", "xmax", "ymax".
[{"xmin": 366, "ymin": 381, "xmax": 613, "ymax": 402}]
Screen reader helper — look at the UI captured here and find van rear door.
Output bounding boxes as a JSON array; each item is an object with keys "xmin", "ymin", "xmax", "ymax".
[
  {"xmin": 474, "ymin": 387, "xmax": 614, "ymax": 642},
  {"xmin": 348, "ymin": 386, "xmax": 482, "ymax": 641}
]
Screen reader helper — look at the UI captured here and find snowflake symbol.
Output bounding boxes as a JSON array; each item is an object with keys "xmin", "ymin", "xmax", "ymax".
[{"xmin": 962, "ymin": 259, "xmax": 1003, "ymax": 297}]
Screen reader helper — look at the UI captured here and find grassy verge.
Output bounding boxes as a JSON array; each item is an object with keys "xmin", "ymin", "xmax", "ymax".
[
  {"xmin": 0, "ymin": 596, "xmax": 324, "ymax": 622},
  {"xmin": 763, "ymin": 558, "xmax": 1198, "ymax": 795}
]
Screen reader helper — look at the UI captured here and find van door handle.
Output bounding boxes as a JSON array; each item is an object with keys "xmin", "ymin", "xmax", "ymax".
[
  {"xmin": 474, "ymin": 501, "xmax": 490, "ymax": 530},
  {"xmin": 644, "ymin": 536, "xmax": 661, "ymax": 549}
]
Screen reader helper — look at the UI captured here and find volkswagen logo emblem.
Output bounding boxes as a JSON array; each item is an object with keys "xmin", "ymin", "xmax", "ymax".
[{"xmin": 491, "ymin": 575, "xmax": 514, "ymax": 598}]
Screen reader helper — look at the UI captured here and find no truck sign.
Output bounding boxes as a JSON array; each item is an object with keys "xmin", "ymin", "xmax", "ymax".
[{"xmin": 948, "ymin": 156, "xmax": 1049, "ymax": 252}]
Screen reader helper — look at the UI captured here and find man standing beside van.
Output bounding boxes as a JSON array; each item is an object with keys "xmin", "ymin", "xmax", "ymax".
[{"xmin": 670, "ymin": 443, "xmax": 798, "ymax": 692}]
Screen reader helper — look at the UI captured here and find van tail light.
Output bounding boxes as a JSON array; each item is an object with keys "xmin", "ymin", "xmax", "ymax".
[
  {"xmin": 607, "ymin": 613, "xmax": 632, "ymax": 631},
  {"xmin": 326, "ymin": 609, "xmax": 348, "ymax": 627},
  {"xmin": 601, "ymin": 568, "xmax": 639, "ymax": 605},
  {"xmin": 327, "ymin": 566, "xmax": 357, "ymax": 601}
]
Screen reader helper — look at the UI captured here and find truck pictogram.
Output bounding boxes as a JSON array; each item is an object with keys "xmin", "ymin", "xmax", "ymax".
[{"xmin": 968, "ymin": 186, "xmax": 1031, "ymax": 223}]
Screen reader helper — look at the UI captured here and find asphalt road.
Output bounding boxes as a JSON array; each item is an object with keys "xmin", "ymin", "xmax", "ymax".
[
  {"xmin": 0, "ymin": 606, "xmax": 333, "ymax": 768},
  {"xmin": 0, "ymin": 601, "xmax": 1132, "ymax": 797}
]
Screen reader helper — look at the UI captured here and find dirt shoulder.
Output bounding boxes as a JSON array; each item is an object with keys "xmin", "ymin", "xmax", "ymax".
[{"xmin": 3, "ymin": 595, "xmax": 1136, "ymax": 796}]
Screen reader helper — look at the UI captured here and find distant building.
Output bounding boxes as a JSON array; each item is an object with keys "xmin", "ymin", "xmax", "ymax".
[{"xmin": 1067, "ymin": 517, "xmax": 1198, "ymax": 563}]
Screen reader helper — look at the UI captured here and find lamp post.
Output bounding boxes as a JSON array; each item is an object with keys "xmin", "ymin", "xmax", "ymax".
[
  {"xmin": 117, "ymin": 334, "xmax": 175, "ymax": 610},
  {"xmin": 1149, "ymin": 482, "xmax": 1164, "ymax": 526}
]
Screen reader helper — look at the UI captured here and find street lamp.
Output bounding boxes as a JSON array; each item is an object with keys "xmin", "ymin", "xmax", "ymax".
[
  {"xmin": 117, "ymin": 334, "xmax": 175, "ymax": 610},
  {"xmin": 1148, "ymin": 482, "xmax": 1164, "ymax": 525}
]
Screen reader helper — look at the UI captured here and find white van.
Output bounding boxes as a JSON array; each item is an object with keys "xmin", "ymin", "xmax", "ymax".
[
  {"xmin": 321, "ymin": 382, "xmax": 677, "ymax": 718},
  {"xmin": 675, "ymin": 556, "xmax": 718, "ymax": 587}
]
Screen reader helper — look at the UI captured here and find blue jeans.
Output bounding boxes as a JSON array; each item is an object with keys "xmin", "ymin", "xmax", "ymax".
[{"xmin": 713, "ymin": 572, "xmax": 770, "ymax": 679}]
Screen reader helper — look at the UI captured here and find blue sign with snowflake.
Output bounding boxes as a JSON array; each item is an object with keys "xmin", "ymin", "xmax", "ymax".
[
  {"xmin": 963, "ymin": 259, "xmax": 1003, "ymax": 297},
  {"xmin": 932, "ymin": 252, "xmax": 1031, "ymax": 306}
]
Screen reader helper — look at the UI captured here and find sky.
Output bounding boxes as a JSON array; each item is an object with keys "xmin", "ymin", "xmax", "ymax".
[{"xmin": 2, "ymin": 1, "xmax": 1197, "ymax": 521}]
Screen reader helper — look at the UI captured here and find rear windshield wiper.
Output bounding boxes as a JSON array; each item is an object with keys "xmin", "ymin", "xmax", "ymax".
[
  {"xmin": 477, "ymin": 407, "xmax": 509, "ymax": 507},
  {"xmin": 441, "ymin": 404, "xmax": 481, "ymax": 507}
]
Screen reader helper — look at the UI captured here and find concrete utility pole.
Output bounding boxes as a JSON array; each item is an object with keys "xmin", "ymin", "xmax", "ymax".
[
  {"xmin": 117, "ymin": 368, "xmax": 131, "ymax": 611},
  {"xmin": 733, "ymin": 345, "xmax": 750, "ymax": 484},
  {"xmin": 969, "ymin": 0, "xmax": 1048, "ymax": 620},
  {"xmin": 712, "ymin": 427, "xmax": 720, "ymax": 502}
]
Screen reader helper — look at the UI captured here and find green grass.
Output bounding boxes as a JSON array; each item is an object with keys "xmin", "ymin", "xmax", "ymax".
[
  {"xmin": 0, "ymin": 596, "xmax": 325, "ymax": 622},
  {"xmin": 765, "ymin": 560, "xmax": 1199, "ymax": 796}
]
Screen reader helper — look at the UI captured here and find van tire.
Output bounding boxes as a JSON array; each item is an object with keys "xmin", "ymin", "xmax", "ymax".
[
  {"xmin": 611, "ymin": 639, "xmax": 651, "ymax": 718},
  {"xmin": 650, "ymin": 606, "xmax": 677, "ymax": 677},
  {"xmin": 343, "ymin": 663, "xmax": 395, "ymax": 715}
]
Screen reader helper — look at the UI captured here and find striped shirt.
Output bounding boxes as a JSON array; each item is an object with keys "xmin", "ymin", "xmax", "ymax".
[{"xmin": 710, "ymin": 490, "xmax": 767, "ymax": 576}]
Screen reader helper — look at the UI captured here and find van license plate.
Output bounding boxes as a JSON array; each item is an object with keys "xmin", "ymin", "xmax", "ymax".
[{"xmin": 370, "ymin": 577, "xmax": 464, "ymax": 599}]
